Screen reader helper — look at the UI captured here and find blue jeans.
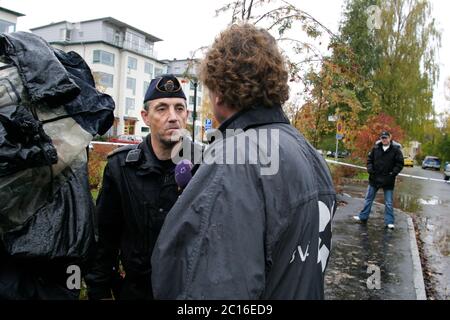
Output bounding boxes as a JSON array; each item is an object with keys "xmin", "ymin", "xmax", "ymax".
[{"xmin": 358, "ymin": 185, "xmax": 395, "ymax": 225}]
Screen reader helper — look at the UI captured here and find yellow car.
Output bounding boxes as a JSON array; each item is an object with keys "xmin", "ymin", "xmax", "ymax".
[{"xmin": 404, "ymin": 157, "xmax": 414, "ymax": 167}]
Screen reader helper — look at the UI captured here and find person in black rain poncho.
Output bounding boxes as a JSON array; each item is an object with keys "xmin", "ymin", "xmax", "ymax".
[{"xmin": 0, "ymin": 32, "xmax": 115, "ymax": 300}]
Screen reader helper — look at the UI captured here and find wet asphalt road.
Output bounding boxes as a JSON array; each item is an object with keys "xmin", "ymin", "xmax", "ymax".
[
  {"xmin": 341, "ymin": 166, "xmax": 450, "ymax": 299},
  {"xmin": 325, "ymin": 194, "xmax": 417, "ymax": 300}
]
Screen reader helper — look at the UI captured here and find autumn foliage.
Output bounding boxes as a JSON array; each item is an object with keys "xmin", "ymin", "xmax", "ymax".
[{"xmin": 352, "ymin": 113, "xmax": 405, "ymax": 160}]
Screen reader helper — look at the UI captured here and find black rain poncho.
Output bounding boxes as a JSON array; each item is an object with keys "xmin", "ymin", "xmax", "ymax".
[{"xmin": 0, "ymin": 32, "xmax": 115, "ymax": 263}]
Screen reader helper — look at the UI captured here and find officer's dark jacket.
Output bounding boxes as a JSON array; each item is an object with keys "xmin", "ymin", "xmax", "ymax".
[
  {"xmin": 367, "ymin": 141, "xmax": 404, "ymax": 189},
  {"xmin": 85, "ymin": 137, "xmax": 195, "ymax": 300}
]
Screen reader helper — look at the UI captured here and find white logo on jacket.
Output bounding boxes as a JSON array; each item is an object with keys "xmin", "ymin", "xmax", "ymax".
[{"xmin": 289, "ymin": 201, "xmax": 334, "ymax": 273}]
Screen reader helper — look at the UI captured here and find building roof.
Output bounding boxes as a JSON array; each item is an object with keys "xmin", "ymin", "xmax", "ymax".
[
  {"xmin": 0, "ymin": 6, "xmax": 25, "ymax": 17},
  {"xmin": 30, "ymin": 17, "xmax": 162, "ymax": 42},
  {"xmin": 48, "ymin": 40, "xmax": 168, "ymax": 65}
]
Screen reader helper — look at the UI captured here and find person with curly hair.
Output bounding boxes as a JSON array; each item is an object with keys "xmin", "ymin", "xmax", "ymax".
[{"xmin": 151, "ymin": 23, "xmax": 336, "ymax": 300}]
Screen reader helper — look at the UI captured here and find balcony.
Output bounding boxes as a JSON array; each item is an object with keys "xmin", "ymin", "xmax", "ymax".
[
  {"xmin": 123, "ymin": 40, "xmax": 155, "ymax": 58},
  {"xmin": 104, "ymin": 34, "xmax": 155, "ymax": 59}
]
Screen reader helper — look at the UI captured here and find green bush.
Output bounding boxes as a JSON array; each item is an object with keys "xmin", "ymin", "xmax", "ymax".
[{"xmin": 88, "ymin": 152, "xmax": 106, "ymax": 190}]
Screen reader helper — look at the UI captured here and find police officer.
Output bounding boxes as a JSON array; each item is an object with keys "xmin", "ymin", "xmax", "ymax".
[{"xmin": 85, "ymin": 75, "xmax": 193, "ymax": 300}]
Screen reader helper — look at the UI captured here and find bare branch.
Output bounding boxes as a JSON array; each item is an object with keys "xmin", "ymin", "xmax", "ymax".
[
  {"xmin": 246, "ymin": 0, "xmax": 255, "ymax": 20},
  {"xmin": 280, "ymin": 0, "xmax": 337, "ymax": 37},
  {"xmin": 277, "ymin": 37, "xmax": 324, "ymax": 59},
  {"xmin": 253, "ymin": 6, "xmax": 287, "ymax": 25},
  {"xmin": 232, "ymin": 1, "xmax": 241, "ymax": 23}
]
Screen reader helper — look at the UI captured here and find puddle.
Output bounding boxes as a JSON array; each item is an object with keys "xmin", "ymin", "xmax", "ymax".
[{"xmin": 419, "ymin": 196, "xmax": 442, "ymax": 206}]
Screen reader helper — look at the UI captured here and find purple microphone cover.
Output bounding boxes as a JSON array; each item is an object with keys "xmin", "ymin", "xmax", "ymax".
[{"xmin": 175, "ymin": 159, "xmax": 194, "ymax": 189}]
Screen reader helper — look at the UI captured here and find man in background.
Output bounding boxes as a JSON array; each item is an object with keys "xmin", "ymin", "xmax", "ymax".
[{"xmin": 353, "ymin": 131, "xmax": 404, "ymax": 229}]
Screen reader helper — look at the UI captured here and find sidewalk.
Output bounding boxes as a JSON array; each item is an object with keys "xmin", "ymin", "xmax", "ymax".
[{"xmin": 325, "ymin": 194, "xmax": 426, "ymax": 300}]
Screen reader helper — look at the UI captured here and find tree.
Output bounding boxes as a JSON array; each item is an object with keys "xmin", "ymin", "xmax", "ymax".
[
  {"xmin": 336, "ymin": 0, "xmax": 383, "ymax": 117},
  {"xmin": 374, "ymin": 0, "xmax": 441, "ymax": 140},
  {"xmin": 336, "ymin": 0, "xmax": 441, "ymax": 143},
  {"xmin": 214, "ymin": 1, "xmax": 370, "ymax": 148},
  {"xmin": 297, "ymin": 53, "xmax": 366, "ymax": 149},
  {"xmin": 352, "ymin": 113, "xmax": 405, "ymax": 159},
  {"xmin": 215, "ymin": 0, "xmax": 337, "ymax": 80}
]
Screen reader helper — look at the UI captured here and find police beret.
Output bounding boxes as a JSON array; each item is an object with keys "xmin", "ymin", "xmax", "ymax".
[{"xmin": 144, "ymin": 74, "xmax": 186, "ymax": 103}]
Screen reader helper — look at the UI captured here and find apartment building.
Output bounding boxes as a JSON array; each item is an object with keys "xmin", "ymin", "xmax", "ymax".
[
  {"xmin": 31, "ymin": 17, "xmax": 168, "ymax": 137},
  {"xmin": 0, "ymin": 6, "xmax": 25, "ymax": 34}
]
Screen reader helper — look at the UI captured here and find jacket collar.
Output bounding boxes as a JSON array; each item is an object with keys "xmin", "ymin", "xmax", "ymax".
[
  {"xmin": 376, "ymin": 141, "xmax": 393, "ymax": 150},
  {"xmin": 136, "ymin": 135, "xmax": 165, "ymax": 174},
  {"xmin": 218, "ymin": 105, "xmax": 290, "ymax": 134},
  {"xmin": 137, "ymin": 135, "xmax": 197, "ymax": 175}
]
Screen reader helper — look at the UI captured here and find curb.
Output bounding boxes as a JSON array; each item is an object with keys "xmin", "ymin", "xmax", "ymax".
[{"xmin": 406, "ymin": 215, "xmax": 427, "ymax": 300}]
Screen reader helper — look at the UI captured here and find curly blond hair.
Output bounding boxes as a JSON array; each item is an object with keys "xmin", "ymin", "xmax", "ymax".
[{"xmin": 199, "ymin": 23, "xmax": 289, "ymax": 110}]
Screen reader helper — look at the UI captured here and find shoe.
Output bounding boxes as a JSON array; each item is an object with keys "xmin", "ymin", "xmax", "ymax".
[
  {"xmin": 352, "ymin": 216, "xmax": 367, "ymax": 223},
  {"xmin": 386, "ymin": 224, "xmax": 395, "ymax": 229}
]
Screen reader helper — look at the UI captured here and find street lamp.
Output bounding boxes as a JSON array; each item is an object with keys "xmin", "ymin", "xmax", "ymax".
[
  {"xmin": 192, "ymin": 80, "xmax": 198, "ymax": 142},
  {"xmin": 181, "ymin": 77, "xmax": 198, "ymax": 142},
  {"xmin": 181, "ymin": 78, "xmax": 198, "ymax": 142}
]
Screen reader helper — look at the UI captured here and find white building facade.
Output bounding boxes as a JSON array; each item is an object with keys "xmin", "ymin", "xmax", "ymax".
[
  {"xmin": 0, "ymin": 6, "xmax": 25, "ymax": 34},
  {"xmin": 31, "ymin": 17, "xmax": 168, "ymax": 137}
]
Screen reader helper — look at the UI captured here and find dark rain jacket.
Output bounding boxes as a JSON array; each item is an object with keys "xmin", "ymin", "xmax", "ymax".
[
  {"xmin": 151, "ymin": 106, "xmax": 337, "ymax": 300},
  {"xmin": 367, "ymin": 141, "xmax": 404, "ymax": 190},
  {"xmin": 0, "ymin": 32, "xmax": 114, "ymax": 300},
  {"xmin": 85, "ymin": 137, "xmax": 201, "ymax": 300}
]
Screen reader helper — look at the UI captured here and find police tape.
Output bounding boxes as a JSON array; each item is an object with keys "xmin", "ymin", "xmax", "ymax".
[
  {"xmin": 325, "ymin": 159, "xmax": 449, "ymax": 184},
  {"xmin": 90, "ymin": 141, "xmax": 135, "ymax": 147}
]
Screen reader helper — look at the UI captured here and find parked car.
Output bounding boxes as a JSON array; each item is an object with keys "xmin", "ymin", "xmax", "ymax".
[
  {"xmin": 109, "ymin": 135, "xmax": 143, "ymax": 144},
  {"xmin": 403, "ymin": 157, "xmax": 414, "ymax": 167},
  {"xmin": 444, "ymin": 163, "xmax": 450, "ymax": 181},
  {"xmin": 421, "ymin": 156, "xmax": 441, "ymax": 171},
  {"xmin": 327, "ymin": 150, "xmax": 350, "ymax": 158}
]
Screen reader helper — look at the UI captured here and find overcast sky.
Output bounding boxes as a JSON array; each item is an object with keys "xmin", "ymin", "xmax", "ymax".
[{"xmin": 1, "ymin": 0, "xmax": 449, "ymax": 114}]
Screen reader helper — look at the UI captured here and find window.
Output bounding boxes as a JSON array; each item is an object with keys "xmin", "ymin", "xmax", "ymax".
[
  {"xmin": 124, "ymin": 31, "xmax": 154, "ymax": 56},
  {"xmin": 93, "ymin": 50, "xmax": 115, "ymax": 66},
  {"xmin": 143, "ymin": 81, "xmax": 150, "ymax": 97},
  {"xmin": 154, "ymin": 67, "xmax": 163, "ymax": 77},
  {"xmin": 60, "ymin": 28, "xmax": 72, "ymax": 41},
  {"xmin": 125, "ymin": 98, "xmax": 135, "ymax": 115},
  {"xmin": 105, "ymin": 26, "xmax": 121, "ymax": 46},
  {"xmin": 128, "ymin": 57, "xmax": 137, "ymax": 70},
  {"xmin": 94, "ymin": 72, "xmax": 114, "ymax": 88},
  {"xmin": 114, "ymin": 32, "xmax": 121, "ymax": 46},
  {"xmin": 124, "ymin": 119, "xmax": 136, "ymax": 135},
  {"xmin": 198, "ymin": 97, "xmax": 202, "ymax": 106},
  {"xmin": 145, "ymin": 62, "xmax": 153, "ymax": 76},
  {"xmin": 141, "ymin": 127, "xmax": 150, "ymax": 133},
  {"xmin": 190, "ymin": 82, "xmax": 197, "ymax": 90},
  {"xmin": 127, "ymin": 77, "xmax": 136, "ymax": 95},
  {"xmin": 0, "ymin": 20, "xmax": 15, "ymax": 33},
  {"xmin": 198, "ymin": 83, "xmax": 202, "ymax": 92},
  {"xmin": 189, "ymin": 96, "xmax": 195, "ymax": 105}
]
